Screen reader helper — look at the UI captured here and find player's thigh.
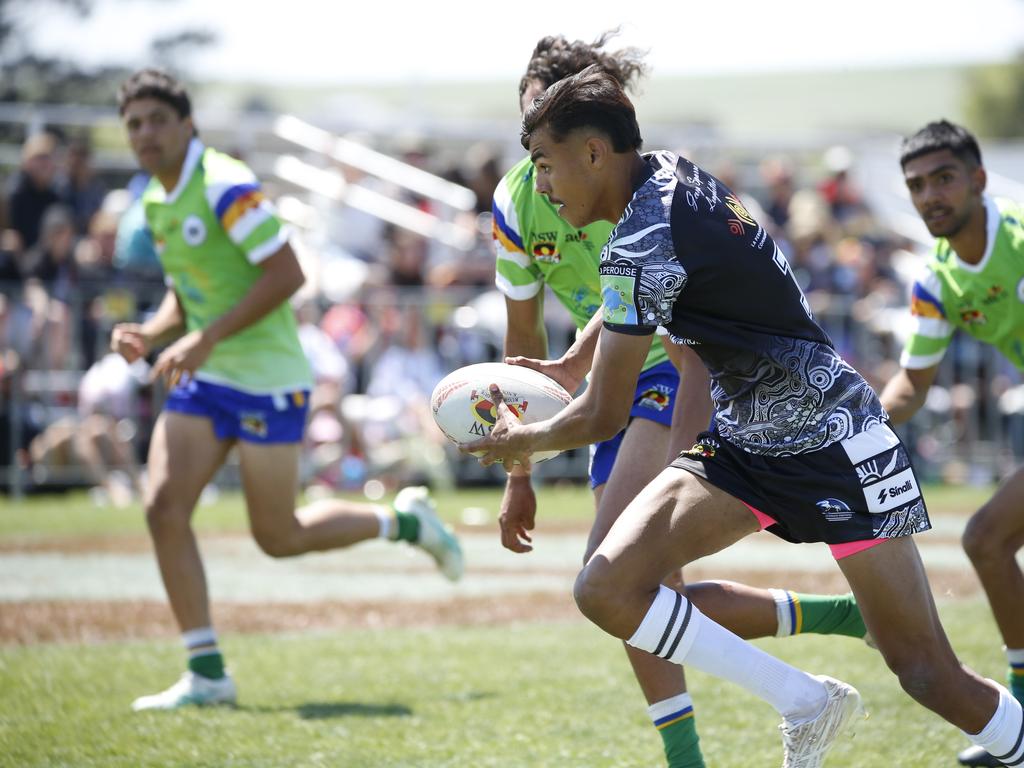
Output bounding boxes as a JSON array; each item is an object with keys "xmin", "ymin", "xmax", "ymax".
[
  {"xmin": 146, "ymin": 411, "xmax": 232, "ymax": 513},
  {"xmin": 588, "ymin": 418, "xmax": 671, "ymax": 560},
  {"xmin": 837, "ymin": 536, "xmax": 955, "ymax": 665},
  {"xmin": 589, "ymin": 466, "xmax": 757, "ymax": 590},
  {"xmin": 235, "ymin": 440, "xmax": 301, "ymax": 537},
  {"xmin": 967, "ymin": 464, "xmax": 1024, "ymax": 548}
]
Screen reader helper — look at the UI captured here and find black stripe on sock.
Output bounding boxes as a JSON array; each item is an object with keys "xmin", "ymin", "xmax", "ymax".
[
  {"xmin": 994, "ymin": 715, "xmax": 1024, "ymax": 765},
  {"xmin": 653, "ymin": 591, "xmax": 682, "ymax": 657},
  {"xmin": 663, "ymin": 597, "xmax": 694, "ymax": 660}
]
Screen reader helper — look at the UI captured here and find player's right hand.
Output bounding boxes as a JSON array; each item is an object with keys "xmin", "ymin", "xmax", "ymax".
[
  {"xmin": 110, "ymin": 323, "xmax": 149, "ymax": 363},
  {"xmin": 505, "ymin": 355, "xmax": 582, "ymax": 395},
  {"xmin": 499, "ymin": 473, "xmax": 536, "ymax": 553}
]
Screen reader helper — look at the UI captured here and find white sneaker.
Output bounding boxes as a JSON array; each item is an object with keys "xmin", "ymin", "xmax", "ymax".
[
  {"xmin": 780, "ymin": 675, "xmax": 862, "ymax": 767},
  {"xmin": 131, "ymin": 671, "xmax": 237, "ymax": 711},
  {"xmin": 394, "ymin": 486, "xmax": 464, "ymax": 581}
]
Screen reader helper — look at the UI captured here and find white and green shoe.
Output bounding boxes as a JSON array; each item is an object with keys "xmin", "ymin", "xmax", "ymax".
[
  {"xmin": 131, "ymin": 671, "xmax": 237, "ymax": 711},
  {"xmin": 394, "ymin": 486, "xmax": 464, "ymax": 581}
]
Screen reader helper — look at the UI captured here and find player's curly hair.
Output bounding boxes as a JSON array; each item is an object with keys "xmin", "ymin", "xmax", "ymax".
[
  {"xmin": 117, "ymin": 68, "xmax": 192, "ymax": 119},
  {"xmin": 900, "ymin": 120, "xmax": 982, "ymax": 170},
  {"xmin": 518, "ymin": 29, "xmax": 648, "ymax": 106}
]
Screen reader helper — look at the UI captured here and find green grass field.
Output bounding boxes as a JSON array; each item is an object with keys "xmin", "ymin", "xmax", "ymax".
[{"xmin": 0, "ymin": 483, "xmax": 1003, "ymax": 767}]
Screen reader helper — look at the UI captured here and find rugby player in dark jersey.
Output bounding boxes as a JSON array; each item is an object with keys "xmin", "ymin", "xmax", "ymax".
[{"xmin": 464, "ymin": 67, "xmax": 1024, "ymax": 767}]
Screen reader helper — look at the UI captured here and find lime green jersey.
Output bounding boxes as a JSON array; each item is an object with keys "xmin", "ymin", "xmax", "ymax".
[
  {"xmin": 491, "ymin": 156, "xmax": 669, "ymax": 371},
  {"xmin": 902, "ymin": 196, "xmax": 1024, "ymax": 372},
  {"xmin": 143, "ymin": 139, "xmax": 312, "ymax": 393}
]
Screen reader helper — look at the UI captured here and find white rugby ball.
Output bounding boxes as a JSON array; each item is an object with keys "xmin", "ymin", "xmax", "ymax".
[{"xmin": 430, "ymin": 362, "xmax": 572, "ymax": 463}]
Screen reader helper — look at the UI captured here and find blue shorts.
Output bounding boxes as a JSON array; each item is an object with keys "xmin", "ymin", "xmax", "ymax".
[
  {"xmin": 589, "ymin": 361, "xmax": 679, "ymax": 488},
  {"xmin": 164, "ymin": 377, "xmax": 310, "ymax": 444}
]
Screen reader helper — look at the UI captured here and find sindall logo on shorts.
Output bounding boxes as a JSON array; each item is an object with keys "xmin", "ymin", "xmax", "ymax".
[
  {"xmin": 877, "ymin": 479, "xmax": 914, "ymax": 505},
  {"xmin": 816, "ymin": 498, "xmax": 853, "ymax": 522}
]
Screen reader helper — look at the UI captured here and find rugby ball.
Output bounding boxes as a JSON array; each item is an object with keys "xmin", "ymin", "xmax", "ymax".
[{"xmin": 430, "ymin": 362, "xmax": 573, "ymax": 463}]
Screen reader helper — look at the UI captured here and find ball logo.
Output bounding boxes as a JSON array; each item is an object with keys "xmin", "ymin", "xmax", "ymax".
[
  {"xmin": 182, "ymin": 215, "xmax": 207, "ymax": 246},
  {"xmin": 467, "ymin": 391, "xmax": 527, "ymax": 436}
]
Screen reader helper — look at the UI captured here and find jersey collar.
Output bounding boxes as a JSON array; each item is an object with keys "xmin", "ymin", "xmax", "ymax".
[
  {"xmin": 164, "ymin": 137, "xmax": 204, "ymax": 205},
  {"xmin": 950, "ymin": 195, "xmax": 999, "ymax": 274}
]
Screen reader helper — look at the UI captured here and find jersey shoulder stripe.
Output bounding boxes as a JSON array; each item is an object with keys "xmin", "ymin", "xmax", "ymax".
[{"xmin": 910, "ymin": 277, "xmax": 946, "ymax": 319}]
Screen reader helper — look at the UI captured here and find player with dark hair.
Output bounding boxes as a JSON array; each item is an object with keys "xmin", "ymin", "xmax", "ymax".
[
  {"xmin": 470, "ymin": 68, "xmax": 1024, "ymax": 766},
  {"xmin": 495, "ymin": 39, "xmax": 868, "ymax": 767},
  {"xmin": 112, "ymin": 68, "xmax": 463, "ymax": 711},
  {"xmin": 881, "ymin": 119, "xmax": 1024, "ymax": 768}
]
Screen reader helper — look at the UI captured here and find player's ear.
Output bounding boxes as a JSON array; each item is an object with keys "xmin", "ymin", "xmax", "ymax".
[
  {"xmin": 585, "ymin": 135, "xmax": 609, "ymax": 169},
  {"xmin": 972, "ymin": 165, "xmax": 987, "ymax": 195}
]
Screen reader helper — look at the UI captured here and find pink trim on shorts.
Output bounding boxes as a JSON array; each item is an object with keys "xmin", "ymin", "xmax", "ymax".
[
  {"xmin": 743, "ymin": 501, "xmax": 778, "ymax": 531},
  {"xmin": 741, "ymin": 501, "xmax": 888, "ymax": 560}
]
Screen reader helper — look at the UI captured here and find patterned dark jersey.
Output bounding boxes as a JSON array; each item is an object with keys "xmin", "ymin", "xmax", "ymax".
[{"xmin": 599, "ymin": 151, "xmax": 885, "ymax": 456}]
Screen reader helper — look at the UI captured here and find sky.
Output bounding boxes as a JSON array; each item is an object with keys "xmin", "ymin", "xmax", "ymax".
[{"xmin": 19, "ymin": 0, "xmax": 1024, "ymax": 85}]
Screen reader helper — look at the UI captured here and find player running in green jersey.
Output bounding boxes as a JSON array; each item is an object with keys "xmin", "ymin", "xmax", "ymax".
[
  {"xmin": 111, "ymin": 69, "xmax": 462, "ymax": 712},
  {"xmin": 880, "ymin": 120, "xmax": 1024, "ymax": 768},
  {"xmin": 494, "ymin": 35, "xmax": 868, "ymax": 768}
]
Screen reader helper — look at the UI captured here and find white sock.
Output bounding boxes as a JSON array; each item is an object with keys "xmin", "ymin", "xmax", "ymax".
[
  {"xmin": 182, "ymin": 626, "xmax": 218, "ymax": 658},
  {"xmin": 628, "ymin": 585, "xmax": 826, "ymax": 722},
  {"xmin": 967, "ymin": 683, "xmax": 1024, "ymax": 766},
  {"xmin": 770, "ymin": 588, "xmax": 796, "ymax": 637},
  {"xmin": 376, "ymin": 509, "xmax": 395, "ymax": 539},
  {"xmin": 647, "ymin": 692, "xmax": 694, "ymax": 729}
]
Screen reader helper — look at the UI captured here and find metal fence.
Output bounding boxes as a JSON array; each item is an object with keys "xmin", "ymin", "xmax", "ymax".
[{"xmin": 2, "ymin": 276, "xmax": 1021, "ymax": 501}]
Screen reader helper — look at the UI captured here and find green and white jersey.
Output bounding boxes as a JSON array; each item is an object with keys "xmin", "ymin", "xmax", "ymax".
[
  {"xmin": 143, "ymin": 138, "xmax": 313, "ymax": 393},
  {"xmin": 491, "ymin": 156, "xmax": 669, "ymax": 371},
  {"xmin": 902, "ymin": 196, "xmax": 1024, "ymax": 372}
]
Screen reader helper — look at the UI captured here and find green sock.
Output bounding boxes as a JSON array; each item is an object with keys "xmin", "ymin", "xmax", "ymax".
[
  {"xmin": 395, "ymin": 510, "xmax": 420, "ymax": 543},
  {"xmin": 189, "ymin": 651, "xmax": 225, "ymax": 680},
  {"xmin": 793, "ymin": 592, "xmax": 867, "ymax": 638},
  {"xmin": 650, "ymin": 696, "xmax": 705, "ymax": 768}
]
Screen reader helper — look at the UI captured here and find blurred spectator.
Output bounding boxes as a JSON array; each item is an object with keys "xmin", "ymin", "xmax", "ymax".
[
  {"xmin": 19, "ymin": 205, "xmax": 77, "ymax": 369},
  {"xmin": 4, "ymin": 132, "xmax": 60, "ymax": 253},
  {"xmin": 56, "ymin": 139, "xmax": 107, "ymax": 235},
  {"xmin": 759, "ymin": 156, "xmax": 796, "ymax": 235},
  {"xmin": 383, "ymin": 224, "xmax": 428, "ymax": 287},
  {"xmin": 27, "ymin": 352, "xmax": 147, "ymax": 505},
  {"xmin": 817, "ymin": 145, "xmax": 868, "ymax": 223}
]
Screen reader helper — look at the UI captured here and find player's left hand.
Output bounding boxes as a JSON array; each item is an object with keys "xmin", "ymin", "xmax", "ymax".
[
  {"xmin": 459, "ymin": 385, "xmax": 533, "ymax": 469},
  {"xmin": 151, "ymin": 330, "xmax": 214, "ymax": 388}
]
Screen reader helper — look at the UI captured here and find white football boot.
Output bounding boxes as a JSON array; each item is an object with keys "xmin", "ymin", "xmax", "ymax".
[
  {"xmin": 394, "ymin": 486, "xmax": 464, "ymax": 581},
  {"xmin": 780, "ymin": 675, "xmax": 862, "ymax": 767},
  {"xmin": 131, "ymin": 671, "xmax": 237, "ymax": 711}
]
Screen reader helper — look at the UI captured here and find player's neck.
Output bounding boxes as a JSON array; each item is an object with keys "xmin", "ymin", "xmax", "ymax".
[
  {"xmin": 600, "ymin": 152, "xmax": 647, "ymax": 222},
  {"xmin": 948, "ymin": 200, "xmax": 988, "ymax": 265}
]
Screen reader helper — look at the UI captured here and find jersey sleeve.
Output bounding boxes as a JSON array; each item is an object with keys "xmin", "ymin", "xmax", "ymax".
[
  {"xmin": 599, "ymin": 220, "xmax": 686, "ymax": 336},
  {"xmin": 204, "ymin": 160, "xmax": 288, "ymax": 265},
  {"xmin": 900, "ymin": 267, "xmax": 954, "ymax": 369},
  {"xmin": 491, "ymin": 175, "xmax": 543, "ymax": 300}
]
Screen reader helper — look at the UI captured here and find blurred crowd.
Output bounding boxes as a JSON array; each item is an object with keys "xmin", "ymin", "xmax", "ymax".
[{"xmin": 0, "ymin": 126, "xmax": 1018, "ymax": 502}]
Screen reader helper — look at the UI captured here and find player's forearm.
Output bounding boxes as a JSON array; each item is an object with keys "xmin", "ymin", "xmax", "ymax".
[
  {"xmin": 559, "ymin": 310, "xmax": 603, "ymax": 383},
  {"xmin": 879, "ymin": 370, "xmax": 928, "ymax": 425},
  {"xmin": 201, "ymin": 252, "xmax": 304, "ymax": 347},
  {"xmin": 504, "ymin": 325, "xmax": 548, "ymax": 360},
  {"xmin": 141, "ymin": 289, "xmax": 186, "ymax": 348},
  {"xmin": 520, "ymin": 388, "xmax": 627, "ymax": 453}
]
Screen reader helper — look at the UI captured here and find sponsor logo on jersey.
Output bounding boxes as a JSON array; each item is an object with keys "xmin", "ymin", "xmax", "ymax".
[
  {"xmin": 960, "ymin": 308, "xmax": 987, "ymax": 326},
  {"xmin": 182, "ymin": 215, "xmax": 207, "ymax": 246},
  {"xmin": 725, "ymin": 194, "xmax": 757, "ymax": 236},
  {"xmin": 638, "ymin": 386, "xmax": 671, "ymax": 411},
  {"xmin": 682, "ymin": 437, "xmax": 718, "ymax": 459},
  {"xmin": 983, "ymin": 284, "xmax": 1007, "ymax": 305},
  {"xmin": 816, "ymin": 498, "xmax": 854, "ymax": 522},
  {"xmin": 532, "ymin": 241, "xmax": 560, "ymax": 263},
  {"xmin": 239, "ymin": 412, "xmax": 268, "ymax": 438}
]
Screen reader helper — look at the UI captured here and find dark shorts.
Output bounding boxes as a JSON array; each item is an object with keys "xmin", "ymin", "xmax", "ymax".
[
  {"xmin": 590, "ymin": 360, "xmax": 678, "ymax": 488},
  {"xmin": 165, "ymin": 376, "xmax": 310, "ymax": 444},
  {"xmin": 670, "ymin": 422, "xmax": 931, "ymax": 548}
]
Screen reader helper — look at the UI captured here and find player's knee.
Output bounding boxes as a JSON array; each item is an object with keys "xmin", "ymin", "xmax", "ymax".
[
  {"xmin": 887, "ymin": 653, "xmax": 945, "ymax": 705},
  {"xmin": 143, "ymin": 491, "xmax": 191, "ymax": 538},
  {"xmin": 573, "ymin": 560, "xmax": 618, "ymax": 624},
  {"xmin": 251, "ymin": 528, "xmax": 303, "ymax": 558},
  {"xmin": 962, "ymin": 508, "xmax": 1010, "ymax": 564}
]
